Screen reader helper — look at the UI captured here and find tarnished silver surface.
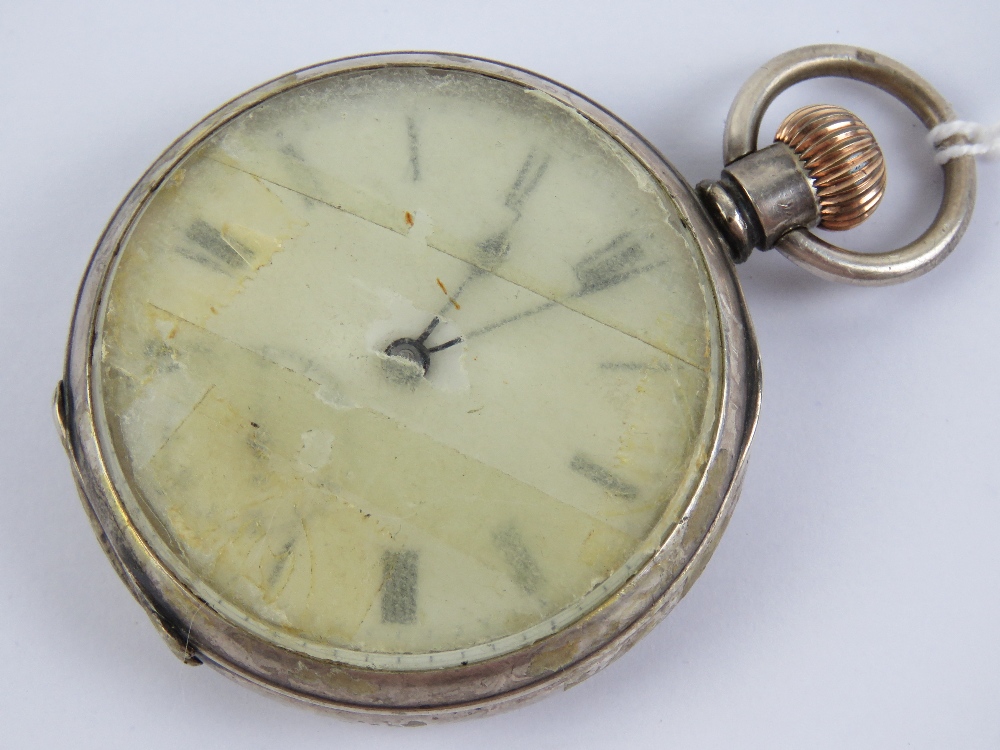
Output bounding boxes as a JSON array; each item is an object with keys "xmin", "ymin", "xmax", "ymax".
[
  {"xmin": 723, "ymin": 44, "xmax": 977, "ymax": 285},
  {"xmin": 696, "ymin": 179, "xmax": 758, "ymax": 263},
  {"xmin": 725, "ymin": 143, "xmax": 819, "ymax": 245},
  {"xmin": 698, "ymin": 142, "xmax": 819, "ymax": 261},
  {"xmin": 59, "ymin": 52, "xmax": 761, "ymax": 723}
]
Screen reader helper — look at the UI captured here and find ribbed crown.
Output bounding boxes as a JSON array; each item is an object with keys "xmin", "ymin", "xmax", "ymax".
[{"xmin": 775, "ymin": 104, "xmax": 887, "ymax": 231}]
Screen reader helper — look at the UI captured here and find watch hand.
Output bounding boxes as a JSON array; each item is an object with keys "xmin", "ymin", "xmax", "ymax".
[
  {"xmin": 465, "ymin": 300, "xmax": 557, "ymax": 339},
  {"xmin": 419, "ymin": 315, "xmax": 462, "ymax": 353},
  {"xmin": 438, "ymin": 151, "xmax": 550, "ymax": 315},
  {"xmin": 416, "ymin": 316, "xmax": 440, "ymax": 342},
  {"xmin": 427, "ymin": 337, "xmax": 463, "ymax": 353},
  {"xmin": 464, "ymin": 232, "xmax": 664, "ymax": 340}
]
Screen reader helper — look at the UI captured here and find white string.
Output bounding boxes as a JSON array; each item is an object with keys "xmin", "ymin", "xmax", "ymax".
[{"xmin": 929, "ymin": 120, "xmax": 1000, "ymax": 164}]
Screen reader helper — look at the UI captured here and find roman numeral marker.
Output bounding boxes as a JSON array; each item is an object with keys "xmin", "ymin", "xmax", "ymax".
[
  {"xmin": 570, "ymin": 453, "xmax": 638, "ymax": 500},
  {"xmin": 381, "ymin": 549, "xmax": 418, "ymax": 624}
]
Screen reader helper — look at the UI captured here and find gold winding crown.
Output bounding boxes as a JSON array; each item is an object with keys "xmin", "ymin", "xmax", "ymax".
[{"xmin": 775, "ymin": 104, "xmax": 887, "ymax": 231}]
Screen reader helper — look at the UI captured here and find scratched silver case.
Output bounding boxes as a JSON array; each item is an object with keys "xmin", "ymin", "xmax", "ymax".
[{"xmin": 56, "ymin": 52, "xmax": 761, "ymax": 723}]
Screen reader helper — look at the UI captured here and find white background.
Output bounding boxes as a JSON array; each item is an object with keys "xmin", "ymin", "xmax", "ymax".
[{"xmin": 2, "ymin": 1, "xmax": 999, "ymax": 747}]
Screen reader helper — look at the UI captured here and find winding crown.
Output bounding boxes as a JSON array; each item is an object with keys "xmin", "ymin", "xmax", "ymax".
[{"xmin": 775, "ymin": 104, "xmax": 887, "ymax": 231}]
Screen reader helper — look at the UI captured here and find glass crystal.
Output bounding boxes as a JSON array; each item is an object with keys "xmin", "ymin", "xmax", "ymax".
[{"xmin": 93, "ymin": 66, "xmax": 723, "ymax": 669}]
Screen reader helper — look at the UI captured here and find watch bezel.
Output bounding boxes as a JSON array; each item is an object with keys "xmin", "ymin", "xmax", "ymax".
[{"xmin": 59, "ymin": 51, "xmax": 761, "ymax": 723}]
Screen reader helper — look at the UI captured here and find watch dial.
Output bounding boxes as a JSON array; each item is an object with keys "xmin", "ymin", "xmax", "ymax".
[{"xmin": 94, "ymin": 63, "xmax": 723, "ymax": 669}]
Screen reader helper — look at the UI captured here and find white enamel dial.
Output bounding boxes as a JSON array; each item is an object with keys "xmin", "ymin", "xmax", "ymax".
[{"xmin": 93, "ymin": 63, "xmax": 723, "ymax": 670}]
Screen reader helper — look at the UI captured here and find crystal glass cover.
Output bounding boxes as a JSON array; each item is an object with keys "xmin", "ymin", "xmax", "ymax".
[{"xmin": 93, "ymin": 64, "xmax": 724, "ymax": 670}]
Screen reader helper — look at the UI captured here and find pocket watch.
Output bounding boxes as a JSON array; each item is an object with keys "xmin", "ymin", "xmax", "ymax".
[{"xmin": 55, "ymin": 44, "xmax": 976, "ymax": 723}]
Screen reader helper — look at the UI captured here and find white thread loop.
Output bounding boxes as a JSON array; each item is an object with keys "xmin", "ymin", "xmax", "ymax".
[{"xmin": 929, "ymin": 120, "xmax": 1000, "ymax": 164}]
